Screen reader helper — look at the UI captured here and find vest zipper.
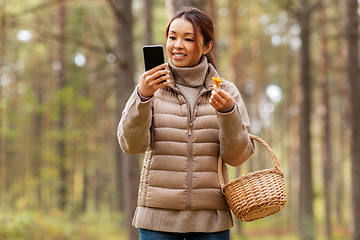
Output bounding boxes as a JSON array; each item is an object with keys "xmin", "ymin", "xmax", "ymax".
[
  {"xmin": 186, "ymin": 119, "xmax": 193, "ymax": 210},
  {"xmin": 185, "ymin": 91, "xmax": 209, "ymax": 210},
  {"xmin": 170, "ymin": 87, "xmax": 211, "ymax": 210}
]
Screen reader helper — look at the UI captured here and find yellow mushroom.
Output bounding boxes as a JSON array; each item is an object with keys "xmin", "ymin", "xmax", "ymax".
[{"xmin": 212, "ymin": 77, "xmax": 223, "ymax": 88}]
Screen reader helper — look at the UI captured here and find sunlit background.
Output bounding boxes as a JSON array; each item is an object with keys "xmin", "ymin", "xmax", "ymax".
[{"xmin": 0, "ymin": 0, "xmax": 359, "ymax": 239}]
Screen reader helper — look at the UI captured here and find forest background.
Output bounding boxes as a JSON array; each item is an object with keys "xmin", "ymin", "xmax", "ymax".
[{"xmin": 1, "ymin": 0, "xmax": 360, "ymax": 239}]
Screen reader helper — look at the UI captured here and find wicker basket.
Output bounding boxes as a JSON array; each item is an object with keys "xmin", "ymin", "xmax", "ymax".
[{"xmin": 218, "ymin": 134, "xmax": 287, "ymax": 222}]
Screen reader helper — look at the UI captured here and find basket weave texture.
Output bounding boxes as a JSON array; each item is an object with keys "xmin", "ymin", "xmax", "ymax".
[{"xmin": 218, "ymin": 134, "xmax": 287, "ymax": 222}]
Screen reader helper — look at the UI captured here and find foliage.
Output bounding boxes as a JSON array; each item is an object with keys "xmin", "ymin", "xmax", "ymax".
[{"xmin": 0, "ymin": 210, "xmax": 126, "ymax": 240}]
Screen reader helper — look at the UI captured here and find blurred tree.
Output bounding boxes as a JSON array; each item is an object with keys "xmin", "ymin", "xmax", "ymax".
[
  {"xmin": 31, "ymin": 48, "xmax": 44, "ymax": 208},
  {"xmin": 205, "ymin": 0, "xmax": 217, "ymax": 61},
  {"xmin": 0, "ymin": 0, "xmax": 6, "ymax": 207},
  {"xmin": 283, "ymin": 15, "xmax": 300, "ymax": 233},
  {"xmin": 144, "ymin": 0, "xmax": 153, "ymax": 45},
  {"xmin": 56, "ymin": 0, "xmax": 68, "ymax": 211},
  {"xmin": 317, "ymin": 2, "xmax": 333, "ymax": 239},
  {"xmin": 331, "ymin": 0, "xmax": 348, "ymax": 226},
  {"xmin": 166, "ymin": 0, "xmax": 207, "ymax": 20},
  {"xmin": 297, "ymin": 0, "xmax": 319, "ymax": 239},
  {"xmin": 107, "ymin": 0, "xmax": 139, "ymax": 239},
  {"xmin": 227, "ymin": 0, "xmax": 245, "ymax": 90},
  {"xmin": 344, "ymin": 0, "xmax": 360, "ymax": 240},
  {"xmin": 249, "ymin": 0, "xmax": 262, "ymax": 106},
  {"xmin": 226, "ymin": 1, "xmax": 244, "ymax": 235}
]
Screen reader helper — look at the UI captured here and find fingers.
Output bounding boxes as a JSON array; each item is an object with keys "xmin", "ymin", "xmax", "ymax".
[
  {"xmin": 212, "ymin": 85, "xmax": 230, "ymax": 98},
  {"xmin": 143, "ymin": 68, "xmax": 169, "ymax": 84},
  {"xmin": 210, "ymin": 85, "xmax": 234, "ymax": 111},
  {"xmin": 209, "ymin": 95, "xmax": 220, "ymax": 108},
  {"xmin": 139, "ymin": 67, "xmax": 170, "ymax": 97},
  {"xmin": 146, "ymin": 63, "xmax": 168, "ymax": 75},
  {"xmin": 144, "ymin": 64, "xmax": 169, "ymax": 81},
  {"xmin": 211, "ymin": 86, "xmax": 229, "ymax": 102},
  {"xmin": 153, "ymin": 69, "xmax": 170, "ymax": 84}
]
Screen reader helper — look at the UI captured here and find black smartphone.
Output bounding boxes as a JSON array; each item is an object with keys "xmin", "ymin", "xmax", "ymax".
[{"xmin": 143, "ymin": 45, "xmax": 165, "ymax": 71}]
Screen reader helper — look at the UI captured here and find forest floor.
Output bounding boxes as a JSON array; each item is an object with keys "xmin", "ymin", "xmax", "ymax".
[
  {"xmin": 0, "ymin": 210, "xmax": 127, "ymax": 240},
  {"xmin": 0, "ymin": 210, "xmax": 350, "ymax": 240},
  {"xmin": 231, "ymin": 223, "xmax": 349, "ymax": 240}
]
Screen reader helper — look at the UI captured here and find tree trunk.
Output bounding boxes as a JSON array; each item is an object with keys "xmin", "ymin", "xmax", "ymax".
[
  {"xmin": 226, "ymin": 0, "xmax": 244, "ymax": 234},
  {"xmin": 57, "ymin": 0, "xmax": 68, "ymax": 211},
  {"xmin": 205, "ymin": 0, "xmax": 217, "ymax": 61},
  {"xmin": 81, "ymin": 157, "xmax": 88, "ymax": 213},
  {"xmin": 108, "ymin": 0, "xmax": 139, "ymax": 239},
  {"xmin": 298, "ymin": 0, "xmax": 315, "ymax": 239},
  {"xmin": 228, "ymin": 0, "xmax": 244, "ymax": 89},
  {"xmin": 95, "ymin": 167, "xmax": 101, "ymax": 212},
  {"xmin": 205, "ymin": 0, "xmax": 216, "ymax": 27},
  {"xmin": 286, "ymin": 24, "xmax": 299, "ymax": 232},
  {"xmin": 166, "ymin": 0, "xmax": 207, "ymax": 20},
  {"xmin": 344, "ymin": 1, "xmax": 360, "ymax": 239},
  {"xmin": 144, "ymin": 0, "xmax": 153, "ymax": 45},
  {"xmin": 334, "ymin": 4, "xmax": 348, "ymax": 225},
  {"xmin": 32, "ymin": 57, "xmax": 44, "ymax": 208},
  {"xmin": 317, "ymin": 3, "xmax": 333, "ymax": 239},
  {"xmin": 0, "ymin": 0, "xmax": 6, "ymax": 208},
  {"xmin": 249, "ymin": 0, "xmax": 263, "ymax": 170}
]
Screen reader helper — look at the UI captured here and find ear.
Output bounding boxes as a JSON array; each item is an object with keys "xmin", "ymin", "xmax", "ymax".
[{"xmin": 203, "ymin": 41, "xmax": 214, "ymax": 55}]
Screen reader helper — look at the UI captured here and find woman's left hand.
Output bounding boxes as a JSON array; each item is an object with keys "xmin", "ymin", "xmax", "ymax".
[{"xmin": 210, "ymin": 85, "xmax": 234, "ymax": 112}]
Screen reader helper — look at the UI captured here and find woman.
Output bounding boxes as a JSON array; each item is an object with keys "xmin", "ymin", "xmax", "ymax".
[{"xmin": 118, "ymin": 7, "xmax": 255, "ymax": 240}]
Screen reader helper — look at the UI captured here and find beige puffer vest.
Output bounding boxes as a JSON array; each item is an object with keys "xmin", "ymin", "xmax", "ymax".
[{"xmin": 137, "ymin": 65, "xmax": 232, "ymax": 211}]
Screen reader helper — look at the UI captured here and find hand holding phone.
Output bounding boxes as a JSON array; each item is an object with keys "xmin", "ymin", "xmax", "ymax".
[{"xmin": 139, "ymin": 45, "xmax": 170, "ymax": 97}]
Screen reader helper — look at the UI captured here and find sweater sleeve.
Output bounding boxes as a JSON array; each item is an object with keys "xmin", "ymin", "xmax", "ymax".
[
  {"xmin": 216, "ymin": 81, "xmax": 255, "ymax": 167},
  {"xmin": 117, "ymin": 86, "xmax": 153, "ymax": 155}
]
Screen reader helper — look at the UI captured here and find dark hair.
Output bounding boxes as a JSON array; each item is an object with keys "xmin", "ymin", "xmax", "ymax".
[{"xmin": 166, "ymin": 7, "xmax": 217, "ymax": 69}]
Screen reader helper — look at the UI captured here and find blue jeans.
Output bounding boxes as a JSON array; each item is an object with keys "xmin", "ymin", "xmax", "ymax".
[{"xmin": 139, "ymin": 228, "xmax": 230, "ymax": 240}]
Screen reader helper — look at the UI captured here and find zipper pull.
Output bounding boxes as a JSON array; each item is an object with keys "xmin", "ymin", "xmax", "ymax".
[{"xmin": 188, "ymin": 122, "xmax": 192, "ymax": 136}]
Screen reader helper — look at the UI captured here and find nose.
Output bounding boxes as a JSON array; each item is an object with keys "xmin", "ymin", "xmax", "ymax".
[{"xmin": 174, "ymin": 39, "xmax": 184, "ymax": 49}]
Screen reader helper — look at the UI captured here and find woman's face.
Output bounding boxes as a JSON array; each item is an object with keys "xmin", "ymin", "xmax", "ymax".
[{"xmin": 166, "ymin": 18, "xmax": 208, "ymax": 67}]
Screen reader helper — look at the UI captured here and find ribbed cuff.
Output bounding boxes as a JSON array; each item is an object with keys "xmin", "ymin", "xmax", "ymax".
[
  {"xmin": 218, "ymin": 102, "xmax": 235, "ymax": 114},
  {"xmin": 137, "ymin": 86, "xmax": 153, "ymax": 102}
]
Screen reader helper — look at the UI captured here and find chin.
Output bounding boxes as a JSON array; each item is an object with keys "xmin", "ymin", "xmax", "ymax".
[{"xmin": 171, "ymin": 60, "xmax": 188, "ymax": 67}]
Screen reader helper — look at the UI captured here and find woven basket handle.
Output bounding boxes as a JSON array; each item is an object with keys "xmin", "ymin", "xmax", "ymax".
[{"xmin": 218, "ymin": 134, "xmax": 281, "ymax": 188}]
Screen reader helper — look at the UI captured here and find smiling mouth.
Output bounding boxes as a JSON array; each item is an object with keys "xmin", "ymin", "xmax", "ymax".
[{"xmin": 173, "ymin": 53, "xmax": 186, "ymax": 58}]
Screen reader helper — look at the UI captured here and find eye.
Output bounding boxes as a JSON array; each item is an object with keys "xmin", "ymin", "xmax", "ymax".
[
  {"xmin": 168, "ymin": 36, "xmax": 176, "ymax": 40},
  {"xmin": 185, "ymin": 38, "xmax": 194, "ymax": 42}
]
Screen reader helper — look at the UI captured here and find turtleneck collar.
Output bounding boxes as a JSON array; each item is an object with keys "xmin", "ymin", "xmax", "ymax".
[{"xmin": 168, "ymin": 56, "xmax": 208, "ymax": 87}]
